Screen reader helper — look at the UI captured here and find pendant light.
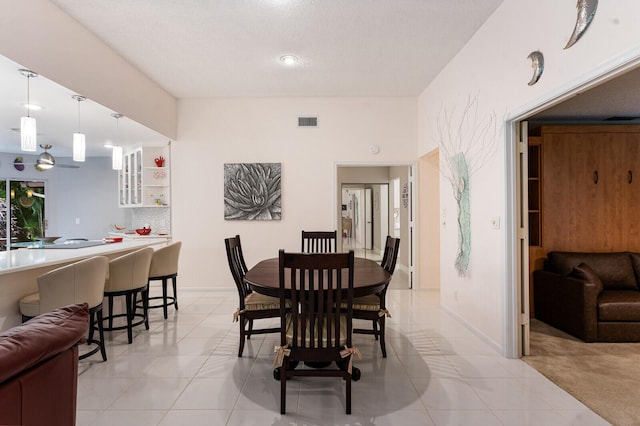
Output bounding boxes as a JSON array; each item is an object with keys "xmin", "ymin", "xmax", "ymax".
[
  {"xmin": 19, "ymin": 69, "xmax": 38, "ymax": 152},
  {"xmin": 111, "ymin": 113, "xmax": 123, "ymax": 170},
  {"xmin": 72, "ymin": 95, "xmax": 86, "ymax": 162}
]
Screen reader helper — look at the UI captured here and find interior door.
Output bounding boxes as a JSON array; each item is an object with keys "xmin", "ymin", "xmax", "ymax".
[
  {"xmin": 408, "ymin": 164, "xmax": 415, "ymax": 289},
  {"xmin": 378, "ymin": 184, "xmax": 389, "ymax": 253},
  {"xmin": 516, "ymin": 121, "xmax": 530, "ymax": 356}
]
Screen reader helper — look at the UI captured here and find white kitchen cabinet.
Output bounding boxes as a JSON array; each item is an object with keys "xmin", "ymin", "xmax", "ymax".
[{"xmin": 118, "ymin": 146, "xmax": 170, "ymax": 208}]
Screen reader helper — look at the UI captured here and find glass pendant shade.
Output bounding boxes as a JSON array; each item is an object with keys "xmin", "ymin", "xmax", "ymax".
[
  {"xmin": 20, "ymin": 116, "xmax": 37, "ymax": 151},
  {"xmin": 112, "ymin": 145, "xmax": 123, "ymax": 170},
  {"xmin": 73, "ymin": 133, "xmax": 86, "ymax": 161},
  {"xmin": 19, "ymin": 69, "xmax": 38, "ymax": 152}
]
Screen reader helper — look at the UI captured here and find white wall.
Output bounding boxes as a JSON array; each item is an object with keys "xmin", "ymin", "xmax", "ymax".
[
  {"xmin": 418, "ymin": 0, "xmax": 640, "ymax": 352},
  {"xmin": 173, "ymin": 97, "xmax": 417, "ymax": 288}
]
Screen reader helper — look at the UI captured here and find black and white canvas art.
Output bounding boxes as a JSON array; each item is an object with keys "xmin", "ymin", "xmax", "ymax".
[{"xmin": 224, "ymin": 162, "xmax": 281, "ymax": 220}]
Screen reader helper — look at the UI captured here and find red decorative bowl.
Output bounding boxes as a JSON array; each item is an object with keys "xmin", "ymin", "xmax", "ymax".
[{"xmin": 135, "ymin": 228, "xmax": 151, "ymax": 235}]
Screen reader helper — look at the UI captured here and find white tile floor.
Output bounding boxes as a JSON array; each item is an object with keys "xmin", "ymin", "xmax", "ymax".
[{"xmin": 76, "ymin": 285, "xmax": 610, "ymax": 426}]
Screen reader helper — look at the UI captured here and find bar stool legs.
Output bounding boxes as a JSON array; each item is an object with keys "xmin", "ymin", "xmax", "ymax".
[
  {"xmin": 145, "ymin": 274, "xmax": 178, "ymax": 319},
  {"xmin": 102, "ymin": 287, "xmax": 147, "ymax": 344},
  {"xmin": 83, "ymin": 304, "xmax": 107, "ymax": 361}
]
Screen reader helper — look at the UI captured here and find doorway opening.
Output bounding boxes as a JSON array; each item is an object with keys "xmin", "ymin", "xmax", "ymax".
[
  {"xmin": 507, "ymin": 56, "xmax": 640, "ymax": 358},
  {"xmin": 336, "ymin": 164, "xmax": 414, "ymax": 289},
  {"xmin": 341, "ymin": 184, "xmax": 389, "ymax": 261}
]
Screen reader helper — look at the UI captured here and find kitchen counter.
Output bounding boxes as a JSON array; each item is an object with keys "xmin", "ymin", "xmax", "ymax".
[
  {"xmin": 108, "ymin": 232, "xmax": 172, "ymax": 241},
  {"xmin": 0, "ymin": 240, "xmax": 160, "ymax": 275},
  {"xmin": 0, "ymin": 239, "xmax": 164, "ymax": 331}
]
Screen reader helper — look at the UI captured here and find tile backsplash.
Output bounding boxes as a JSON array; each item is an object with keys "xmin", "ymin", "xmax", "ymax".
[{"xmin": 125, "ymin": 208, "xmax": 171, "ymax": 234}]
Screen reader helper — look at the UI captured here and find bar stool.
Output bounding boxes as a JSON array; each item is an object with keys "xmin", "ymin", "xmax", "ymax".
[
  {"xmin": 102, "ymin": 247, "xmax": 153, "ymax": 344},
  {"xmin": 18, "ymin": 256, "xmax": 110, "ymax": 361},
  {"xmin": 140, "ymin": 241, "xmax": 182, "ymax": 325}
]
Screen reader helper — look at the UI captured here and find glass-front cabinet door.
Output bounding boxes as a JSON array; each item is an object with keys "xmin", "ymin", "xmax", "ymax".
[
  {"xmin": 119, "ymin": 148, "xmax": 143, "ymax": 207},
  {"xmin": 118, "ymin": 146, "xmax": 170, "ymax": 208}
]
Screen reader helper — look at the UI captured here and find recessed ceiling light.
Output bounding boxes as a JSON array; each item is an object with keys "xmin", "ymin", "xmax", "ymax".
[
  {"xmin": 23, "ymin": 103, "xmax": 43, "ymax": 111},
  {"xmin": 280, "ymin": 55, "xmax": 298, "ymax": 65}
]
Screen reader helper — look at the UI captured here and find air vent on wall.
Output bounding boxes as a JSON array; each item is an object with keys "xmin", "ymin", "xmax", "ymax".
[{"xmin": 298, "ymin": 116, "xmax": 318, "ymax": 127}]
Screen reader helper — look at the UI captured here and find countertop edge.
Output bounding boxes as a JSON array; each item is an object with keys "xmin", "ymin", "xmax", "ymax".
[{"xmin": 0, "ymin": 240, "xmax": 161, "ymax": 275}]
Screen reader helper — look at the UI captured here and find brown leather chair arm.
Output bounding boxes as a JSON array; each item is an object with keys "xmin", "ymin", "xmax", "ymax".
[
  {"xmin": 0, "ymin": 303, "xmax": 89, "ymax": 383},
  {"xmin": 533, "ymin": 270, "xmax": 600, "ymax": 342}
]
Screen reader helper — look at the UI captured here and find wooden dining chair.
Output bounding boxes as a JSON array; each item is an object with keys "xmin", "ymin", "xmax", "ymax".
[
  {"xmin": 301, "ymin": 230, "xmax": 337, "ymax": 253},
  {"xmin": 225, "ymin": 235, "xmax": 282, "ymax": 357},
  {"xmin": 275, "ymin": 249, "xmax": 358, "ymax": 415},
  {"xmin": 351, "ymin": 236, "xmax": 400, "ymax": 358}
]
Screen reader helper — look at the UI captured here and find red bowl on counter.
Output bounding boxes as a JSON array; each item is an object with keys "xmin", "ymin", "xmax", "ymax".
[
  {"xmin": 135, "ymin": 228, "xmax": 151, "ymax": 235},
  {"xmin": 104, "ymin": 237, "xmax": 123, "ymax": 243}
]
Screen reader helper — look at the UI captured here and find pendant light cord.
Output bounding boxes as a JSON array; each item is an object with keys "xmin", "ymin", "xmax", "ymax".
[{"xmin": 26, "ymin": 75, "xmax": 31, "ymax": 118}]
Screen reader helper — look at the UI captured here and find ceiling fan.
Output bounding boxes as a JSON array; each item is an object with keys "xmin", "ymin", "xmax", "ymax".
[{"xmin": 14, "ymin": 144, "xmax": 80, "ymax": 171}]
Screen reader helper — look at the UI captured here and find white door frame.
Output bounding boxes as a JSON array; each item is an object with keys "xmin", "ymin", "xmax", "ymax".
[
  {"xmin": 364, "ymin": 188, "xmax": 373, "ymax": 250},
  {"xmin": 504, "ymin": 50, "xmax": 640, "ymax": 358}
]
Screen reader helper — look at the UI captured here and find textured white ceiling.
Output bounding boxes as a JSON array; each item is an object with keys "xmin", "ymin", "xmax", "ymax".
[
  {"xmin": 0, "ymin": 1, "xmax": 507, "ymax": 158},
  {"xmin": 50, "ymin": 0, "xmax": 504, "ymax": 98},
  {"xmin": 5, "ymin": 0, "xmax": 636, "ymax": 160}
]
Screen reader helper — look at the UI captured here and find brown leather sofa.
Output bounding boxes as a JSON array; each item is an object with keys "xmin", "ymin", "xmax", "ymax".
[
  {"xmin": 533, "ymin": 251, "xmax": 640, "ymax": 342},
  {"xmin": 0, "ymin": 303, "xmax": 89, "ymax": 425}
]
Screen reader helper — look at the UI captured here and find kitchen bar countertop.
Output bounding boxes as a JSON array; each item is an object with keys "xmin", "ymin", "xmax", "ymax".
[
  {"xmin": 0, "ymin": 239, "xmax": 168, "ymax": 331},
  {"xmin": 0, "ymin": 239, "xmax": 161, "ymax": 275},
  {"xmin": 108, "ymin": 232, "xmax": 172, "ymax": 240}
]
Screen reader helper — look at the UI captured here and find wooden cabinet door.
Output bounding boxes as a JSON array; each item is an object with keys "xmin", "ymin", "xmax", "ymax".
[
  {"xmin": 543, "ymin": 132, "xmax": 602, "ymax": 251},
  {"xmin": 619, "ymin": 136, "xmax": 640, "ymax": 249},
  {"xmin": 541, "ymin": 126, "xmax": 640, "ymax": 253}
]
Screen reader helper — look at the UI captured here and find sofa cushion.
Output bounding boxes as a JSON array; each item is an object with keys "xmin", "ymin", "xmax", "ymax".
[
  {"xmin": 571, "ymin": 263, "xmax": 604, "ymax": 294},
  {"xmin": 598, "ymin": 291, "xmax": 640, "ymax": 321},
  {"xmin": 571, "ymin": 262, "xmax": 602, "ymax": 284},
  {"xmin": 547, "ymin": 252, "xmax": 637, "ymax": 290}
]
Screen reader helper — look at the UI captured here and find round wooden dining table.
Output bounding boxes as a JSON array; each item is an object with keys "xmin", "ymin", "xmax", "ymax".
[
  {"xmin": 245, "ymin": 256, "xmax": 390, "ymax": 380},
  {"xmin": 244, "ymin": 256, "xmax": 391, "ymax": 298}
]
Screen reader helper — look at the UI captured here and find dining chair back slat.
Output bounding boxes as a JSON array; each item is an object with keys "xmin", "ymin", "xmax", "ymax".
[{"xmin": 301, "ymin": 230, "xmax": 337, "ymax": 253}]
